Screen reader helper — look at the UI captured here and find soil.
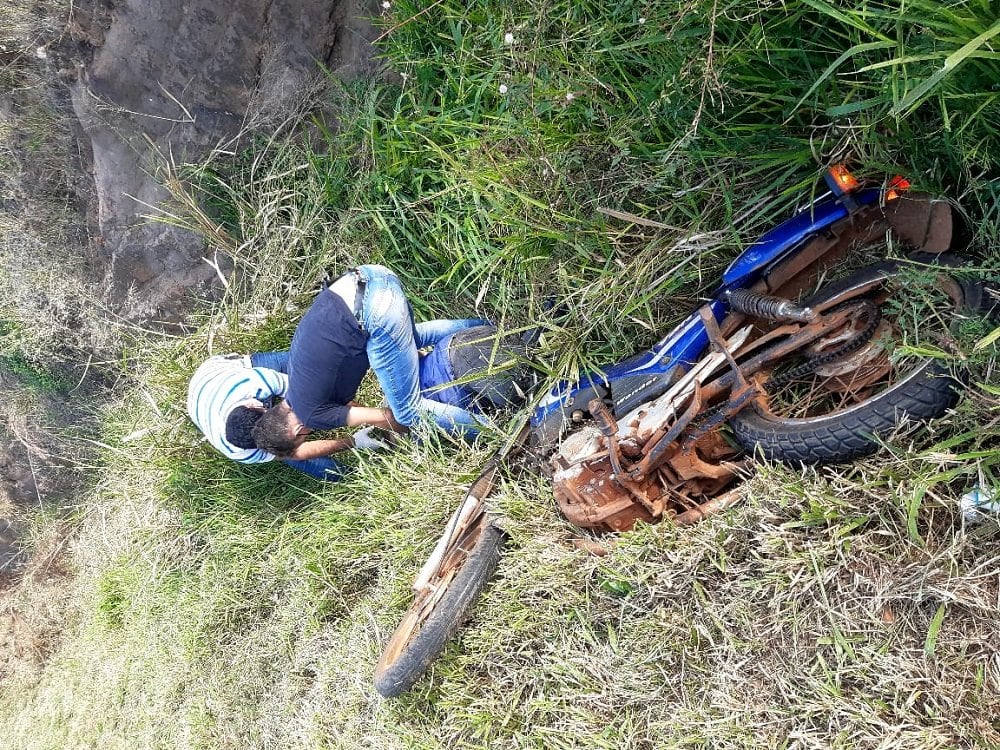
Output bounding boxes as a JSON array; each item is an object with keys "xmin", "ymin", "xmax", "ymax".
[{"xmin": 56, "ymin": 0, "xmax": 379, "ymax": 320}]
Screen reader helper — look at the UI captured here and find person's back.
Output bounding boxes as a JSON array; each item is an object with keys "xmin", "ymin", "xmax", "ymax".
[{"xmin": 187, "ymin": 355, "xmax": 286, "ymax": 464}]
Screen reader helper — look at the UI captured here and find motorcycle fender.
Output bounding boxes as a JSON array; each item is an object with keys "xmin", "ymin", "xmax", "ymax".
[{"xmin": 884, "ymin": 193, "xmax": 953, "ymax": 253}]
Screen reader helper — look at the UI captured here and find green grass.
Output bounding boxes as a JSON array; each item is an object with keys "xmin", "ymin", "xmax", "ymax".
[{"xmin": 2, "ymin": 0, "xmax": 1000, "ymax": 748}]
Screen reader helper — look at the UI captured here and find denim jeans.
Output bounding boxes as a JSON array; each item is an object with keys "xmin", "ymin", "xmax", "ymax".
[
  {"xmin": 250, "ymin": 351, "xmax": 290, "ymax": 374},
  {"xmin": 281, "ymin": 457, "xmax": 347, "ymax": 481},
  {"xmin": 356, "ymin": 264, "xmax": 489, "ymax": 435}
]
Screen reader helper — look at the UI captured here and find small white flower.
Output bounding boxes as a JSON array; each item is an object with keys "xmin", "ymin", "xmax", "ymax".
[
  {"xmin": 35, "ymin": 46, "xmax": 47, "ymax": 59},
  {"xmin": 565, "ymin": 92, "xmax": 575, "ymax": 101},
  {"xmin": 382, "ymin": 1, "xmax": 391, "ymax": 8},
  {"xmin": 504, "ymin": 32, "xmax": 514, "ymax": 44},
  {"xmin": 499, "ymin": 84, "xmax": 509, "ymax": 94},
  {"xmin": 639, "ymin": 17, "xmax": 647, "ymax": 24}
]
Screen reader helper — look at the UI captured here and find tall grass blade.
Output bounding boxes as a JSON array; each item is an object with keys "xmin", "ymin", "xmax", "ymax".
[
  {"xmin": 788, "ymin": 41, "xmax": 896, "ymax": 118},
  {"xmin": 889, "ymin": 20, "xmax": 1000, "ymax": 116}
]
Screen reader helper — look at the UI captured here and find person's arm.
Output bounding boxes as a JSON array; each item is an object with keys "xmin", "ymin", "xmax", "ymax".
[
  {"xmin": 344, "ymin": 405, "xmax": 408, "ymax": 433},
  {"xmin": 285, "ymin": 437, "xmax": 355, "ymax": 461}
]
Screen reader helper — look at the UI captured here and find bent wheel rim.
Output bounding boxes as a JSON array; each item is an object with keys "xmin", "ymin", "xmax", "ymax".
[{"xmin": 753, "ymin": 267, "xmax": 964, "ymax": 423}]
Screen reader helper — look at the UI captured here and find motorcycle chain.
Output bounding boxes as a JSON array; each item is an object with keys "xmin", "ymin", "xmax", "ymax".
[
  {"xmin": 681, "ymin": 386, "xmax": 758, "ymax": 451},
  {"xmin": 680, "ymin": 297, "xmax": 881, "ymax": 449},
  {"xmin": 763, "ymin": 297, "xmax": 881, "ymax": 393}
]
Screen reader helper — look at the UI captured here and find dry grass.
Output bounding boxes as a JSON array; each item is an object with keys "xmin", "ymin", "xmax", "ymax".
[
  {"xmin": 2, "ymin": 358, "xmax": 998, "ymax": 748},
  {"xmin": 0, "ymin": 0, "xmax": 127, "ymax": 702}
]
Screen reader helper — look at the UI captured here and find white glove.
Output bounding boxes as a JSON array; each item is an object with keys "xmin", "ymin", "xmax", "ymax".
[{"xmin": 353, "ymin": 426, "xmax": 389, "ymax": 451}]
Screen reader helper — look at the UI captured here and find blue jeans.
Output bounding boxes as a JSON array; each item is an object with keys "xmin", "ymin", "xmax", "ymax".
[
  {"xmin": 357, "ymin": 264, "xmax": 489, "ymax": 435},
  {"xmin": 250, "ymin": 351, "xmax": 290, "ymax": 374},
  {"xmin": 281, "ymin": 457, "xmax": 347, "ymax": 481}
]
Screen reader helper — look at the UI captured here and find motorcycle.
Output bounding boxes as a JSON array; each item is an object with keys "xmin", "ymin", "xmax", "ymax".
[{"xmin": 373, "ymin": 166, "xmax": 995, "ymax": 698}]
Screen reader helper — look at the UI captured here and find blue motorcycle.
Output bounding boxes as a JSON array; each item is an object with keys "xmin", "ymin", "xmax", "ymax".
[{"xmin": 375, "ymin": 166, "xmax": 995, "ymax": 697}]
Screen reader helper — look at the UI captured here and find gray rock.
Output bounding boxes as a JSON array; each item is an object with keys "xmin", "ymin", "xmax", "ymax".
[{"xmin": 68, "ymin": 0, "xmax": 378, "ymax": 321}]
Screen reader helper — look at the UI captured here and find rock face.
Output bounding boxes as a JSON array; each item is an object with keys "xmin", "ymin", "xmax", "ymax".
[{"xmin": 66, "ymin": 0, "xmax": 377, "ymax": 320}]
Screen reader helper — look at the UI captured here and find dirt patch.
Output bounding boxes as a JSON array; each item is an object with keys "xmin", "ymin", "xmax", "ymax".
[
  {"xmin": 0, "ymin": 521, "xmax": 75, "ymax": 687},
  {"xmin": 0, "ymin": 518, "xmax": 24, "ymax": 589}
]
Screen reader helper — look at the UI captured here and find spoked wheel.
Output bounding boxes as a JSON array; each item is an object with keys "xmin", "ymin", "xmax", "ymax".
[
  {"xmin": 374, "ymin": 424, "xmax": 531, "ymax": 698},
  {"xmin": 730, "ymin": 254, "xmax": 992, "ymax": 463},
  {"xmin": 374, "ymin": 516, "xmax": 506, "ymax": 698}
]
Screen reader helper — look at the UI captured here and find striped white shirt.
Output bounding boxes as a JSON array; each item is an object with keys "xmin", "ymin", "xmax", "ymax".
[{"xmin": 187, "ymin": 355, "xmax": 288, "ymax": 464}]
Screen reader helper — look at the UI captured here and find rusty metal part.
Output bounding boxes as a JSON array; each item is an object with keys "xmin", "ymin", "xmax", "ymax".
[
  {"xmin": 550, "ymin": 197, "xmax": 953, "ymax": 534},
  {"xmin": 699, "ymin": 306, "xmax": 751, "ymax": 392},
  {"xmin": 671, "ymin": 431, "xmax": 743, "ymax": 480},
  {"xmin": 572, "ymin": 537, "xmax": 610, "ymax": 556},
  {"xmin": 550, "ymin": 306, "xmax": 861, "ymax": 533},
  {"xmin": 762, "ymin": 298, "xmax": 881, "ymax": 392},
  {"xmin": 702, "ymin": 303, "xmax": 870, "ymax": 401},
  {"xmin": 674, "ymin": 488, "xmax": 744, "ymax": 526},
  {"xmin": 626, "ymin": 383, "xmax": 704, "ymax": 482},
  {"xmin": 551, "ymin": 375, "xmax": 746, "ymax": 532},
  {"xmin": 589, "ymin": 398, "xmax": 628, "ymax": 479},
  {"xmin": 552, "ymin": 450, "xmax": 659, "ymax": 531},
  {"xmin": 550, "ymin": 297, "xmax": 883, "ymax": 532},
  {"xmin": 681, "ymin": 381, "xmax": 758, "ymax": 450},
  {"xmin": 812, "ymin": 319, "xmax": 892, "ymax": 389},
  {"xmin": 622, "ymin": 326, "xmax": 753, "ymax": 443},
  {"xmin": 551, "ymin": 427, "xmax": 743, "ymax": 532},
  {"xmin": 884, "ymin": 193, "xmax": 953, "ymax": 253}
]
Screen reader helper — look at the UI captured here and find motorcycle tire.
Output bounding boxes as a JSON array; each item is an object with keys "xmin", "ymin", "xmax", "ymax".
[
  {"xmin": 374, "ymin": 520, "xmax": 506, "ymax": 698},
  {"xmin": 729, "ymin": 254, "xmax": 992, "ymax": 464}
]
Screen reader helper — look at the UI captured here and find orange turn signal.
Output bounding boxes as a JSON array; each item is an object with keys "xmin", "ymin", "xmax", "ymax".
[
  {"xmin": 828, "ymin": 164, "xmax": 860, "ymax": 194},
  {"xmin": 886, "ymin": 175, "xmax": 911, "ymax": 201}
]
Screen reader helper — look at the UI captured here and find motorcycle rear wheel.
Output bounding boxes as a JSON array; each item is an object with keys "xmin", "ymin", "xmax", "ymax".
[
  {"xmin": 730, "ymin": 254, "xmax": 991, "ymax": 463},
  {"xmin": 374, "ymin": 519, "xmax": 506, "ymax": 698}
]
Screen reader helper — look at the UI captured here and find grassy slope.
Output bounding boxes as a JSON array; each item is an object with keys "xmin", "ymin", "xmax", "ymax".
[{"xmin": 3, "ymin": 1, "xmax": 1000, "ymax": 748}]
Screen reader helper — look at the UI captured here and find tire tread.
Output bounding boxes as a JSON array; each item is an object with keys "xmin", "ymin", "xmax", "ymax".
[{"xmin": 374, "ymin": 523, "xmax": 506, "ymax": 698}]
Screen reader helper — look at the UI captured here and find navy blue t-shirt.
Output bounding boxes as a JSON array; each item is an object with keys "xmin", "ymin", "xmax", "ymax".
[{"xmin": 286, "ymin": 289, "xmax": 370, "ymax": 429}]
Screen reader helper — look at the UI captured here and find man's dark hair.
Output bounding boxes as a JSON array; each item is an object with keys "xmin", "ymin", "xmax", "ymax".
[
  {"xmin": 225, "ymin": 406, "xmax": 264, "ymax": 450},
  {"xmin": 250, "ymin": 406, "xmax": 300, "ymax": 457}
]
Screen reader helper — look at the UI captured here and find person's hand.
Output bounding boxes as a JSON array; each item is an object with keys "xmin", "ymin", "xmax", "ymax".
[{"xmin": 353, "ymin": 426, "xmax": 390, "ymax": 451}]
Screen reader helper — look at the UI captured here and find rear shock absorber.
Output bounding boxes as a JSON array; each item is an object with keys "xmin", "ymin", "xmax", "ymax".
[{"xmin": 724, "ymin": 288, "xmax": 816, "ymax": 323}]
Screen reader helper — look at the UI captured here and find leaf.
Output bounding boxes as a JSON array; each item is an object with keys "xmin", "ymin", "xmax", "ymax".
[
  {"xmin": 799, "ymin": 0, "xmax": 889, "ymax": 40},
  {"xmin": 890, "ymin": 20, "xmax": 1000, "ymax": 117},
  {"xmin": 788, "ymin": 41, "xmax": 896, "ymax": 117},
  {"xmin": 826, "ymin": 96, "xmax": 887, "ymax": 117},
  {"xmin": 924, "ymin": 603, "xmax": 947, "ymax": 657},
  {"xmin": 598, "ymin": 34, "xmax": 672, "ymax": 53},
  {"xmin": 906, "ymin": 485, "xmax": 925, "ymax": 546},
  {"xmin": 855, "ymin": 53, "xmax": 943, "ymax": 73},
  {"xmin": 974, "ymin": 324, "xmax": 1000, "ymax": 351},
  {"xmin": 975, "ymin": 381, "xmax": 1000, "ymax": 397}
]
